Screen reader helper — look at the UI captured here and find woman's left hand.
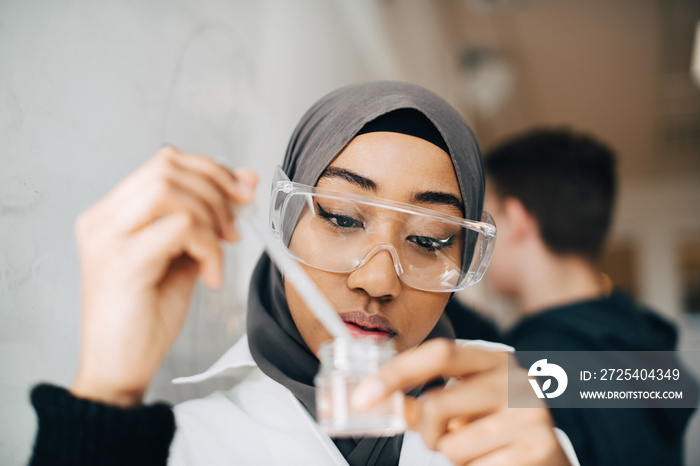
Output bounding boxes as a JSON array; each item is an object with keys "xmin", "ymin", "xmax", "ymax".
[{"xmin": 351, "ymin": 338, "xmax": 571, "ymax": 466}]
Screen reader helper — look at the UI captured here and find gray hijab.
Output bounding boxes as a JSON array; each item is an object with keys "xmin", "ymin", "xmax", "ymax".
[{"xmin": 247, "ymin": 81, "xmax": 484, "ymax": 466}]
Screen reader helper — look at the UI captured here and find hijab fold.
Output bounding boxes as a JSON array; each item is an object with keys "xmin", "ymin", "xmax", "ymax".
[{"xmin": 247, "ymin": 81, "xmax": 484, "ymax": 466}]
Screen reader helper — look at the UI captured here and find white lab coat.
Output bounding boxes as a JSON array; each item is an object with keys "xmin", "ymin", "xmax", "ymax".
[{"xmin": 167, "ymin": 335, "xmax": 580, "ymax": 466}]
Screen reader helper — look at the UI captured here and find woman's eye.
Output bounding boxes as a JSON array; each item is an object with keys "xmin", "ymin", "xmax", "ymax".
[
  {"xmin": 332, "ymin": 214, "xmax": 361, "ymax": 228},
  {"xmin": 316, "ymin": 203, "xmax": 363, "ymax": 229},
  {"xmin": 409, "ymin": 235, "xmax": 453, "ymax": 251}
]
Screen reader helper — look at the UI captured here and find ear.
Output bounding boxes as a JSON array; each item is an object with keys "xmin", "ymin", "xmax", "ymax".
[{"xmin": 501, "ymin": 197, "xmax": 538, "ymax": 244}]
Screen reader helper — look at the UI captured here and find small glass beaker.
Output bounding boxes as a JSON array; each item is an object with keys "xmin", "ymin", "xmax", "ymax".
[{"xmin": 315, "ymin": 338, "xmax": 406, "ymax": 437}]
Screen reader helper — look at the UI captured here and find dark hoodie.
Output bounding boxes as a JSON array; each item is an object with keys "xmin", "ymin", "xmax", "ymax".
[
  {"xmin": 503, "ymin": 292, "xmax": 678, "ymax": 353},
  {"xmin": 449, "ymin": 292, "xmax": 697, "ymax": 466}
]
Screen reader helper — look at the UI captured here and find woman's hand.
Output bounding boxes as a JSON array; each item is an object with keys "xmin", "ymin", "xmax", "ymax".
[
  {"xmin": 352, "ymin": 339, "xmax": 571, "ymax": 466},
  {"xmin": 71, "ymin": 146, "xmax": 257, "ymax": 407}
]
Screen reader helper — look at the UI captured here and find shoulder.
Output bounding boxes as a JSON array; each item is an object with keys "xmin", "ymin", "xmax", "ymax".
[{"xmin": 504, "ymin": 292, "xmax": 678, "ymax": 351}]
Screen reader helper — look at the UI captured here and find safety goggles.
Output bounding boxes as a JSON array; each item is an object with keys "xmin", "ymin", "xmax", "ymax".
[{"xmin": 269, "ymin": 166, "xmax": 496, "ymax": 292}]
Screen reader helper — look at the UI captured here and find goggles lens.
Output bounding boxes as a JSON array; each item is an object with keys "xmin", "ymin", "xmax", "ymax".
[{"xmin": 269, "ymin": 167, "xmax": 496, "ymax": 292}]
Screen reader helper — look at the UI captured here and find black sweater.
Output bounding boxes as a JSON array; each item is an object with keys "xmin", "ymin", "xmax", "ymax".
[{"xmin": 29, "ymin": 384, "xmax": 175, "ymax": 466}]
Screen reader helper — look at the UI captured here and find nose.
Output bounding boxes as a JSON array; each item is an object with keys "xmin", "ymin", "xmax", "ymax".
[{"xmin": 346, "ymin": 247, "xmax": 402, "ymax": 299}]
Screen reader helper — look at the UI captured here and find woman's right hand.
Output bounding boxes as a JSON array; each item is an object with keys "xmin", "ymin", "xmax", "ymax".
[{"xmin": 70, "ymin": 146, "xmax": 257, "ymax": 407}]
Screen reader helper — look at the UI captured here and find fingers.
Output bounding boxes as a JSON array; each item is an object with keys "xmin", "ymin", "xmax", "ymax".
[
  {"xmin": 76, "ymin": 146, "xmax": 259, "ymax": 293},
  {"xmin": 131, "ymin": 210, "xmax": 224, "ymax": 288},
  {"xmin": 231, "ymin": 167, "xmax": 258, "ymax": 197},
  {"xmin": 112, "ymin": 180, "xmax": 230, "ymax": 240},
  {"xmin": 90, "ymin": 146, "xmax": 257, "ymax": 242},
  {"xmin": 166, "ymin": 148, "xmax": 257, "ymax": 204},
  {"xmin": 352, "ymin": 338, "xmax": 506, "ymax": 409},
  {"xmin": 405, "ymin": 369, "xmax": 508, "ymax": 448},
  {"xmin": 434, "ymin": 409, "xmax": 515, "ymax": 464},
  {"xmin": 163, "ymin": 165, "xmax": 234, "ymax": 238},
  {"xmin": 408, "ymin": 390, "xmax": 564, "ymax": 466},
  {"xmin": 349, "ymin": 339, "xmax": 556, "ymax": 465},
  {"xmin": 459, "ymin": 425, "xmax": 568, "ymax": 466}
]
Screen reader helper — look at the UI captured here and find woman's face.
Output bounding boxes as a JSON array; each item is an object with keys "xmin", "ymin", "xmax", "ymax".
[{"xmin": 285, "ymin": 131, "xmax": 462, "ymax": 355}]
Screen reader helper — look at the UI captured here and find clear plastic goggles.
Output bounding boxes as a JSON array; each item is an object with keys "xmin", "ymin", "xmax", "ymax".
[{"xmin": 269, "ymin": 167, "xmax": 496, "ymax": 292}]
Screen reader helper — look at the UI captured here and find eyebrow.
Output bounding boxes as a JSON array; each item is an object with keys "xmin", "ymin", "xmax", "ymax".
[
  {"xmin": 412, "ymin": 191, "xmax": 464, "ymax": 216},
  {"xmin": 319, "ymin": 166, "xmax": 464, "ymax": 215},
  {"xmin": 319, "ymin": 167, "xmax": 377, "ymax": 191}
]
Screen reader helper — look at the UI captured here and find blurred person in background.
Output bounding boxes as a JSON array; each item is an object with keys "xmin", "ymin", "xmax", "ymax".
[{"xmin": 449, "ymin": 128, "xmax": 696, "ymax": 465}]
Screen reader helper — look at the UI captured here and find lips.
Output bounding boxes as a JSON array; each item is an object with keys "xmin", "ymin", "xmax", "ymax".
[{"xmin": 339, "ymin": 311, "xmax": 397, "ymax": 341}]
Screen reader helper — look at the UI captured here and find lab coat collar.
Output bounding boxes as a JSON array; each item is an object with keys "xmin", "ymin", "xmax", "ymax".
[{"xmin": 172, "ymin": 335, "xmax": 256, "ymax": 385}]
